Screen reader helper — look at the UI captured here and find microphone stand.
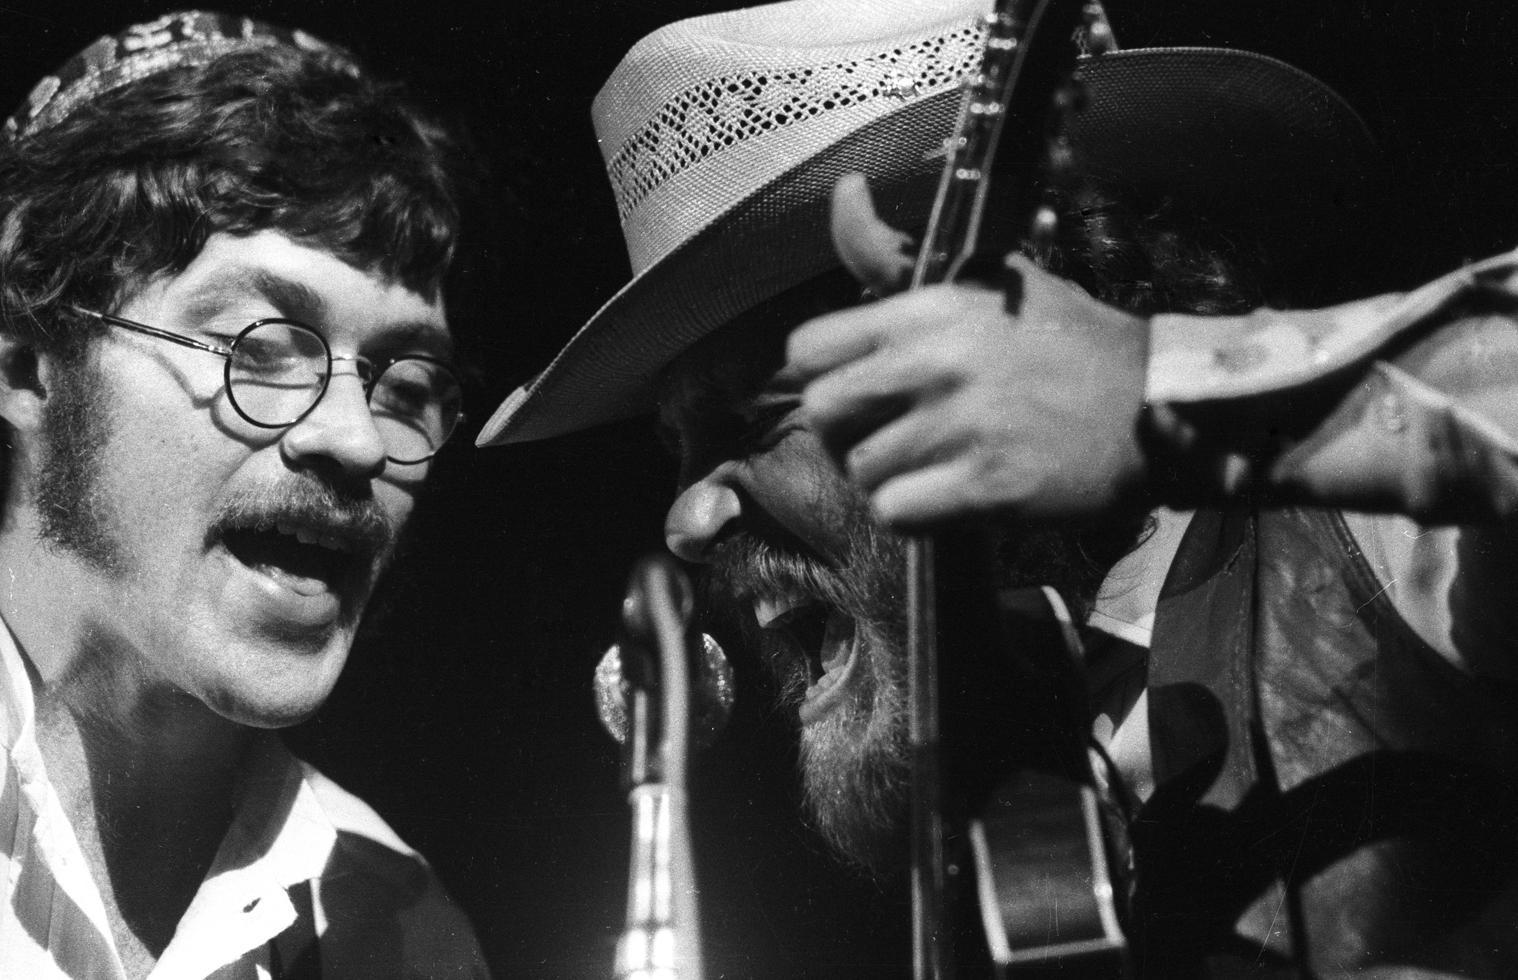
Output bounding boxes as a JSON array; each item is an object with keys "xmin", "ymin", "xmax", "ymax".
[{"xmin": 614, "ymin": 557, "xmax": 704, "ymax": 980}]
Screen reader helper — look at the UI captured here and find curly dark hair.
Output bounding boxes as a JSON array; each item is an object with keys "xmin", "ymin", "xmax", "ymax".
[
  {"xmin": 0, "ymin": 41, "xmax": 472, "ymax": 360},
  {"xmin": 1037, "ymin": 183, "xmax": 1270, "ymax": 318}
]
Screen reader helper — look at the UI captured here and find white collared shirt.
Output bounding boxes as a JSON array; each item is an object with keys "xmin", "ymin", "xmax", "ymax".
[
  {"xmin": 1084, "ymin": 508, "xmax": 1196, "ymax": 806},
  {"xmin": 0, "ymin": 623, "xmax": 487, "ymax": 979}
]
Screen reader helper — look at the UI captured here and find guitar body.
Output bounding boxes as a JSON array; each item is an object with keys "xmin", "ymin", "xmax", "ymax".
[
  {"xmin": 968, "ymin": 592, "xmax": 1126, "ymax": 979},
  {"xmin": 973, "ymin": 781, "xmax": 1127, "ymax": 978},
  {"xmin": 936, "ymin": 579, "xmax": 1128, "ymax": 979}
]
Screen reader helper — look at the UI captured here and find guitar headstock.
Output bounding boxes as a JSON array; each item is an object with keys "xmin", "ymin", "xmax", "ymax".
[
  {"xmin": 916, "ymin": 0, "xmax": 1116, "ymax": 287},
  {"xmin": 1032, "ymin": 2, "xmax": 1117, "ymax": 247}
]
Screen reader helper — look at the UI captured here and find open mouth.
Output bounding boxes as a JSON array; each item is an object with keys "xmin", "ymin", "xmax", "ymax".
[
  {"xmin": 219, "ymin": 519, "xmax": 367, "ymax": 598},
  {"xmin": 755, "ymin": 594, "xmax": 862, "ymax": 725}
]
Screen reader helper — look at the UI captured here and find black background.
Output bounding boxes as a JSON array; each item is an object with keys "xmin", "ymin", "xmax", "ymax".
[{"xmin": 1, "ymin": 2, "xmax": 1514, "ymax": 977}]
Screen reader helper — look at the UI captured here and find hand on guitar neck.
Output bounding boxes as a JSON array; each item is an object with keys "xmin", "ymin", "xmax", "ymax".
[
  {"xmin": 779, "ymin": 174, "xmax": 1153, "ymax": 534},
  {"xmin": 779, "ymin": 175, "xmax": 1139, "ymax": 978}
]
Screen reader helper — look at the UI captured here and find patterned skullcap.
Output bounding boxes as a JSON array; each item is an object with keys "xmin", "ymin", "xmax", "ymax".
[{"xmin": 3, "ymin": 10, "xmax": 361, "ymax": 142}]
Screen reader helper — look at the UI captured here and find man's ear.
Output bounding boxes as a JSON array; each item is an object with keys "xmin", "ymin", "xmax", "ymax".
[{"xmin": 0, "ymin": 333, "xmax": 49, "ymax": 434}]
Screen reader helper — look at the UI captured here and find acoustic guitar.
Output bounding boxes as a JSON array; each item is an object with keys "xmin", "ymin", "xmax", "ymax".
[{"xmin": 902, "ymin": 2, "xmax": 1128, "ymax": 977}]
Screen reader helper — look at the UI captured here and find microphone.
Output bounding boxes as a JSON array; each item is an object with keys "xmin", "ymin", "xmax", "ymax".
[
  {"xmin": 593, "ymin": 632, "xmax": 734, "ymax": 750},
  {"xmin": 598, "ymin": 554, "xmax": 721, "ymax": 980}
]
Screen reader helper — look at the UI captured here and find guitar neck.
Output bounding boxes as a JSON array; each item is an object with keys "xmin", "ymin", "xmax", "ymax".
[{"xmin": 905, "ymin": 2, "xmax": 1111, "ymax": 978}]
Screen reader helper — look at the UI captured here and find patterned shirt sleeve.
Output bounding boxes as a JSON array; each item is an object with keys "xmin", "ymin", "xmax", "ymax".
[{"xmin": 1138, "ymin": 248, "xmax": 1518, "ymax": 523}]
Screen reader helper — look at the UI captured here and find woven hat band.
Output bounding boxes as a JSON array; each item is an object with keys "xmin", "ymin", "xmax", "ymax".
[{"xmin": 594, "ymin": 0, "xmax": 992, "ymax": 274}]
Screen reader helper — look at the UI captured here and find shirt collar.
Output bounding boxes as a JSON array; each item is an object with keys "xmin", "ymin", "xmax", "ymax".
[
  {"xmin": 0, "ymin": 610, "xmax": 39, "ymax": 763},
  {"xmin": 0, "ymin": 612, "xmax": 342, "ymax": 979},
  {"xmin": 152, "ymin": 736, "xmax": 339, "ymax": 978},
  {"xmin": 1087, "ymin": 507, "xmax": 1194, "ymax": 649},
  {"xmin": 0, "ymin": 608, "xmax": 340, "ymax": 893}
]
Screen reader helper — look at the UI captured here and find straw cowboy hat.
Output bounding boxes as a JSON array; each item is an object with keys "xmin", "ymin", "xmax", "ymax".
[{"xmin": 478, "ymin": 0, "xmax": 1375, "ymax": 447}]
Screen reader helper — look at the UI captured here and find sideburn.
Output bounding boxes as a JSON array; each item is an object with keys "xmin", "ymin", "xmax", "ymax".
[{"xmin": 36, "ymin": 351, "xmax": 126, "ymax": 574}]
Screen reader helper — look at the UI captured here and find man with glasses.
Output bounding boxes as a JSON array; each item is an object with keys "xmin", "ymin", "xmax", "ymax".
[
  {"xmin": 0, "ymin": 12, "xmax": 484, "ymax": 978},
  {"xmin": 71, "ymin": 309, "xmax": 463, "ymax": 467}
]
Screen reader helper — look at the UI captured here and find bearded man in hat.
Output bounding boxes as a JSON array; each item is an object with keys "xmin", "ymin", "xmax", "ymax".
[
  {"xmin": 483, "ymin": 0, "xmax": 1518, "ymax": 976},
  {"xmin": 0, "ymin": 11, "xmax": 486, "ymax": 978}
]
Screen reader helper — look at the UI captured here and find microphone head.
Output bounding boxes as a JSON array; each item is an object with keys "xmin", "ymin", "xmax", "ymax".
[
  {"xmin": 594, "ymin": 633, "xmax": 734, "ymax": 748},
  {"xmin": 621, "ymin": 554, "xmax": 695, "ymax": 642}
]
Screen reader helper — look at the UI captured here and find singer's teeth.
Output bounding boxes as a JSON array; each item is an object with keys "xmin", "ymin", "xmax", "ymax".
[
  {"xmin": 754, "ymin": 593, "xmax": 808, "ymax": 629},
  {"xmin": 275, "ymin": 520, "xmax": 347, "ymax": 552},
  {"xmin": 753, "ymin": 600, "xmax": 829, "ymax": 683}
]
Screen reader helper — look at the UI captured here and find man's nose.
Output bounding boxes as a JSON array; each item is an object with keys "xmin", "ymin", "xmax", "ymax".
[
  {"xmin": 280, "ymin": 364, "xmax": 387, "ymax": 478},
  {"xmin": 665, "ymin": 476, "xmax": 742, "ymax": 563}
]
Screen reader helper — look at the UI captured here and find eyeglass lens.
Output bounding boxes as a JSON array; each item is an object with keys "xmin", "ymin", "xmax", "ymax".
[{"xmin": 225, "ymin": 320, "xmax": 462, "ymax": 464}]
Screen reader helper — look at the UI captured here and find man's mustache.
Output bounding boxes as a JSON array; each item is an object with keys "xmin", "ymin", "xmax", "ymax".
[
  {"xmin": 701, "ymin": 532, "xmax": 850, "ymax": 617},
  {"xmin": 207, "ymin": 477, "xmax": 396, "ymax": 559}
]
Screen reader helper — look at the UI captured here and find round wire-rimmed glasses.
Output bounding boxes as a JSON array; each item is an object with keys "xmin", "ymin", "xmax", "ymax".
[{"xmin": 74, "ymin": 308, "xmax": 465, "ymax": 465}]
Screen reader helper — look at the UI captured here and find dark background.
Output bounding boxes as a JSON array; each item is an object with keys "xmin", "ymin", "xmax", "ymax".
[{"xmin": 2, "ymin": 2, "xmax": 1514, "ymax": 977}]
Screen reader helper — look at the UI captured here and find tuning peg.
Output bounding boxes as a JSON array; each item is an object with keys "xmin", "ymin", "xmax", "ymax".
[
  {"xmin": 1030, "ymin": 204, "xmax": 1059, "ymax": 249},
  {"xmin": 1045, "ymin": 137, "xmax": 1078, "ymax": 185},
  {"xmin": 1054, "ymin": 81, "xmax": 1088, "ymax": 115},
  {"xmin": 1083, "ymin": 2, "xmax": 1118, "ymax": 55}
]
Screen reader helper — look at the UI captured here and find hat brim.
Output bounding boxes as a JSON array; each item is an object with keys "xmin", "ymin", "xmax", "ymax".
[{"xmin": 479, "ymin": 47, "xmax": 1376, "ymax": 446}]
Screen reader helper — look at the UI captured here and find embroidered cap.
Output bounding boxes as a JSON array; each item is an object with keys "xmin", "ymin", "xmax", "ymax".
[{"xmin": 4, "ymin": 10, "xmax": 360, "ymax": 142}]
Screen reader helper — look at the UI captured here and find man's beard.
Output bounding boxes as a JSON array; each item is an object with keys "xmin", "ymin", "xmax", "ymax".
[
  {"xmin": 36, "ymin": 353, "xmax": 126, "ymax": 573},
  {"xmin": 697, "ymin": 493, "xmax": 1148, "ymax": 879},
  {"xmin": 702, "ymin": 496, "xmax": 912, "ymax": 877},
  {"xmin": 795, "ymin": 614, "xmax": 910, "ymax": 877}
]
